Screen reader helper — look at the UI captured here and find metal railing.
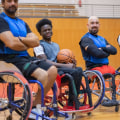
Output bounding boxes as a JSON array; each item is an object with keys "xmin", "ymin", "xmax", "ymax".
[{"xmin": 77, "ymin": 4, "xmax": 120, "ymax": 18}]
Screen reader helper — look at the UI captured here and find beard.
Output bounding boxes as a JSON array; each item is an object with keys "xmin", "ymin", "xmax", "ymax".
[
  {"xmin": 5, "ymin": 6, "xmax": 17, "ymax": 15},
  {"xmin": 89, "ymin": 28, "xmax": 98, "ymax": 35}
]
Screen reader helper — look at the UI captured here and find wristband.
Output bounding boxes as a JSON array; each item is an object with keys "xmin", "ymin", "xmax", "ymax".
[{"xmin": 18, "ymin": 36, "xmax": 22, "ymax": 42}]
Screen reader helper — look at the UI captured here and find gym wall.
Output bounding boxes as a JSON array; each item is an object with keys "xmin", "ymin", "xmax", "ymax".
[{"xmin": 22, "ymin": 17, "xmax": 120, "ymax": 70}]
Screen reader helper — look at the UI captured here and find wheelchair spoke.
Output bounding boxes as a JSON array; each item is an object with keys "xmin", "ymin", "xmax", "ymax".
[{"xmin": 84, "ymin": 70, "xmax": 105, "ymax": 109}]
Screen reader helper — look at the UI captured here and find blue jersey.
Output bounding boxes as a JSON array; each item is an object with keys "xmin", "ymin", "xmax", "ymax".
[
  {"xmin": 81, "ymin": 32, "xmax": 109, "ymax": 65},
  {"xmin": 0, "ymin": 12, "xmax": 29, "ymax": 56}
]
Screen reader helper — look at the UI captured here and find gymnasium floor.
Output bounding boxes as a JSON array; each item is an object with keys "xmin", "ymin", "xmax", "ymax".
[
  {"xmin": 0, "ymin": 104, "xmax": 119, "ymax": 120},
  {"xmin": 58, "ymin": 105, "xmax": 120, "ymax": 120},
  {"xmin": 0, "ymin": 79, "xmax": 120, "ymax": 119}
]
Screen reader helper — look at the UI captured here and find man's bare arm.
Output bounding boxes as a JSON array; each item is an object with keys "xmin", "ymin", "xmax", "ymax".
[
  {"xmin": 20, "ymin": 32, "xmax": 39, "ymax": 48},
  {"xmin": 0, "ymin": 31, "xmax": 28, "ymax": 51},
  {"xmin": 36, "ymin": 54, "xmax": 76, "ymax": 68}
]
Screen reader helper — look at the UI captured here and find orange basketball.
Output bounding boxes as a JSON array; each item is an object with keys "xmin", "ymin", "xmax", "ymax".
[{"xmin": 57, "ymin": 49, "xmax": 76, "ymax": 64}]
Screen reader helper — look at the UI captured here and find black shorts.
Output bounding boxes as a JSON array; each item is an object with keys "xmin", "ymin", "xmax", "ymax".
[{"xmin": 4, "ymin": 56, "xmax": 52, "ymax": 79}]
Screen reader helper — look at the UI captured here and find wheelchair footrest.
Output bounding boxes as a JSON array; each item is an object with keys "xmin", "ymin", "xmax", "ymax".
[
  {"xmin": 59, "ymin": 104, "xmax": 94, "ymax": 113},
  {"xmin": 101, "ymin": 100, "xmax": 119, "ymax": 107}
]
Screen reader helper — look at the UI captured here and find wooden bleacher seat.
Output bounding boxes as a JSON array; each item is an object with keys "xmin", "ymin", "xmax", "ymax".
[
  {"xmin": 17, "ymin": 3, "xmax": 79, "ymax": 17},
  {"xmin": 0, "ymin": 3, "xmax": 79, "ymax": 17}
]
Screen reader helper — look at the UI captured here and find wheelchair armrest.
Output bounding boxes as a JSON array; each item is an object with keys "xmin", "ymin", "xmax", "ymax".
[
  {"xmin": 116, "ymin": 67, "xmax": 120, "ymax": 71},
  {"xmin": 103, "ymin": 73, "xmax": 114, "ymax": 79},
  {"xmin": 56, "ymin": 74, "xmax": 66, "ymax": 88}
]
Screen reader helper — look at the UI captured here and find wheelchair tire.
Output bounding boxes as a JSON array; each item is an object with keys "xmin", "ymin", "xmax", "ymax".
[
  {"xmin": 84, "ymin": 70, "xmax": 105, "ymax": 109},
  {"xmin": 0, "ymin": 71, "xmax": 32, "ymax": 120}
]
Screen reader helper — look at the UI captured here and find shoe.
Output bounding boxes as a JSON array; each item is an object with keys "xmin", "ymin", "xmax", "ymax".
[
  {"xmin": 78, "ymin": 101, "xmax": 84, "ymax": 107},
  {"xmin": 68, "ymin": 99, "xmax": 73, "ymax": 106},
  {"xmin": 28, "ymin": 108, "xmax": 37, "ymax": 120},
  {"xmin": 28, "ymin": 118, "xmax": 35, "ymax": 120},
  {"xmin": 68, "ymin": 98, "xmax": 84, "ymax": 107},
  {"xmin": 28, "ymin": 104, "xmax": 42, "ymax": 120},
  {"xmin": 65, "ymin": 114, "xmax": 72, "ymax": 120},
  {"xmin": 101, "ymin": 100, "xmax": 118, "ymax": 107}
]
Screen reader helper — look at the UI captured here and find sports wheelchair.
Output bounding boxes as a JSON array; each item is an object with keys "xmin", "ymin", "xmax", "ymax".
[
  {"xmin": 0, "ymin": 69, "xmax": 111, "ymax": 120},
  {"xmin": 84, "ymin": 68, "xmax": 120, "ymax": 112},
  {"xmin": 0, "ymin": 70, "xmax": 72, "ymax": 120},
  {"xmin": 45, "ymin": 72, "xmax": 98, "ymax": 119},
  {"xmin": 27, "ymin": 72, "xmax": 95, "ymax": 119}
]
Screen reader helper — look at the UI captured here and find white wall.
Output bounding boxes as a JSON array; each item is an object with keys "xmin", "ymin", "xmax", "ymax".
[
  {"xmin": 17, "ymin": 0, "xmax": 120, "ymax": 5},
  {"xmin": 82, "ymin": 0, "xmax": 120, "ymax": 5},
  {"xmin": 75, "ymin": 0, "xmax": 120, "ymax": 18},
  {"xmin": 1, "ymin": 0, "xmax": 120, "ymax": 5},
  {"xmin": 0, "ymin": 0, "xmax": 76, "ymax": 4},
  {"xmin": 0, "ymin": 0, "xmax": 120, "ymax": 5},
  {"xmin": 19, "ymin": 0, "xmax": 75, "ymax": 4}
]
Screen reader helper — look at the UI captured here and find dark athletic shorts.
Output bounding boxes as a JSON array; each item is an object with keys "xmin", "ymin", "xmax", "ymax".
[{"xmin": 4, "ymin": 56, "xmax": 52, "ymax": 79}]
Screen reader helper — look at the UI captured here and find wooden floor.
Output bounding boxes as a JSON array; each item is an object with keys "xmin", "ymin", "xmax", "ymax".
[
  {"xmin": 0, "ymin": 85, "xmax": 120, "ymax": 120},
  {"xmin": 0, "ymin": 104, "xmax": 120, "ymax": 120},
  {"xmin": 57, "ymin": 105, "xmax": 120, "ymax": 120}
]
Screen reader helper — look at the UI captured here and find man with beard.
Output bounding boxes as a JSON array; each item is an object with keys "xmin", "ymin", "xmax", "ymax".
[
  {"xmin": 0, "ymin": 0, "xmax": 57, "ymax": 119},
  {"xmin": 79, "ymin": 16, "xmax": 118, "ymax": 106}
]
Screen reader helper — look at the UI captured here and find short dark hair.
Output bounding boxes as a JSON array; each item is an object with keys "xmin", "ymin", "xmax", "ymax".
[
  {"xmin": 1, "ymin": 0, "xmax": 5, "ymax": 3},
  {"xmin": 36, "ymin": 18, "xmax": 52, "ymax": 33}
]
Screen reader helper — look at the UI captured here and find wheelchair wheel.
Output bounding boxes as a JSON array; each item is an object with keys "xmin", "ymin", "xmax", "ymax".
[
  {"xmin": 84, "ymin": 70, "xmax": 105, "ymax": 109},
  {"xmin": 114, "ymin": 70, "xmax": 120, "ymax": 105},
  {"xmin": 57, "ymin": 82, "xmax": 87, "ymax": 111},
  {"xmin": 0, "ymin": 71, "xmax": 32, "ymax": 120}
]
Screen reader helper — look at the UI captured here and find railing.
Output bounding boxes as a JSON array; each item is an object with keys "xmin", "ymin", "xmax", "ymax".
[
  {"xmin": 17, "ymin": 4, "xmax": 79, "ymax": 17},
  {"xmin": 77, "ymin": 4, "xmax": 120, "ymax": 18},
  {"xmin": 0, "ymin": 3, "xmax": 79, "ymax": 18},
  {"xmin": 0, "ymin": 3, "xmax": 120, "ymax": 18}
]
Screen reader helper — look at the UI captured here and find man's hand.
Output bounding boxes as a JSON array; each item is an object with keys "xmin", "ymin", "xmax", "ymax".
[
  {"xmin": 65, "ymin": 63, "xmax": 76, "ymax": 68},
  {"xmin": 72, "ymin": 59, "xmax": 77, "ymax": 67},
  {"xmin": 106, "ymin": 45, "xmax": 111, "ymax": 48}
]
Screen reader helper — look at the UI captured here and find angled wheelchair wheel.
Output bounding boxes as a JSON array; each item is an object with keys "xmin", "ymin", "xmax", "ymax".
[
  {"xmin": 115, "ymin": 69, "xmax": 120, "ymax": 105},
  {"xmin": 45, "ymin": 75, "xmax": 87, "ymax": 112},
  {"xmin": 57, "ymin": 84, "xmax": 87, "ymax": 110},
  {"xmin": 84, "ymin": 70, "xmax": 105, "ymax": 109},
  {"xmin": 102, "ymin": 72, "xmax": 120, "ymax": 112},
  {"xmin": 57, "ymin": 82, "xmax": 87, "ymax": 112},
  {"xmin": 0, "ymin": 71, "xmax": 32, "ymax": 120},
  {"xmin": 102, "ymin": 73, "xmax": 116, "ymax": 101},
  {"xmin": 44, "ymin": 74, "xmax": 94, "ymax": 118}
]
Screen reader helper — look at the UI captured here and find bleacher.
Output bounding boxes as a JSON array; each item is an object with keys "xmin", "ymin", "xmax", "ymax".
[
  {"xmin": 0, "ymin": 1, "xmax": 120, "ymax": 18},
  {"xmin": 2, "ymin": 3, "xmax": 79, "ymax": 17}
]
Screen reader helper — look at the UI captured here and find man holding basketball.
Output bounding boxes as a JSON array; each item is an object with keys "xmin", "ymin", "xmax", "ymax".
[
  {"xmin": 34, "ymin": 18, "xmax": 83, "ymax": 107},
  {"xmin": 79, "ymin": 16, "xmax": 118, "ymax": 106}
]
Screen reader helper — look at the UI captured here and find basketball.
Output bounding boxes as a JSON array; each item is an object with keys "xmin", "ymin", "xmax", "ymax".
[{"xmin": 57, "ymin": 49, "xmax": 76, "ymax": 64}]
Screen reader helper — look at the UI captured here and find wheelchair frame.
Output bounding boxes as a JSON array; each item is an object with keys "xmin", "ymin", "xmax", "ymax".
[
  {"xmin": 2, "ymin": 68, "xmax": 119, "ymax": 120},
  {"xmin": 0, "ymin": 71, "xmax": 69, "ymax": 120},
  {"xmin": 44, "ymin": 72, "xmax": 94, "ymax": 119},
  {"xmin": 84, "ymin": 69, "xmax": 120, "ymax": 112}
]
